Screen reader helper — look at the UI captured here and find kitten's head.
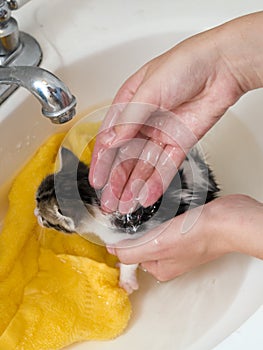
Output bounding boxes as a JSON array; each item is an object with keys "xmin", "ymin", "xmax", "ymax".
[
  {"xmin": 35, "ymin": 174, "xmax": 77, "ymax": 233},
  {"xmin": 34, "ymin": 147, "xmax": 97, "ymax": 234}
]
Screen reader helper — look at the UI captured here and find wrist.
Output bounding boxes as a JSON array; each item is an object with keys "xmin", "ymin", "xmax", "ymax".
[
  {"xmin": 230, "ymin": 199, "xmax": 263, "ymax": 259},
  {"xmin": 209, "ymin": 195, "xmax": 263, "ymax": 260},
  {"xmin": 212, "ymin": 11, "xmax": 263, "ymax": 92}
]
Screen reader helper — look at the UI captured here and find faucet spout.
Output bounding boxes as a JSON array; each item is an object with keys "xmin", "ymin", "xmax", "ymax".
[{"xmin": 0, "ymin": 66, "xmax": 77, "ymax": 123}]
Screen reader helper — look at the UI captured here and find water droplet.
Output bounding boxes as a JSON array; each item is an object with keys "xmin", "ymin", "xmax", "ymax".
[
  {"xmin": 153, "ymin": 238, "xmax": 160, "ymax": 245},
  {"xmin": 97, "ymin": 148, "xmax": 106, "ymax": 160},
  {"xmin": 16, "ymin": 142, "xmax": 22, "ymax": 151}
]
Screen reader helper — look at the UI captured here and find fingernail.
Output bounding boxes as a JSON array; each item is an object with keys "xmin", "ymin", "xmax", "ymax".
[
  {"xmin": 106, "ymin": 246, "xmax": 116, "ymax": 255},
  {"xmin": 118, "ymin": 199, "xmax": 138, "ymax": 215}
]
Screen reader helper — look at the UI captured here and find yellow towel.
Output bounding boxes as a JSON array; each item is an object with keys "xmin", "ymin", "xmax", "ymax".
[{"xmin": 0, "ymin": 125, "xmax": 131, "ymax": 350}]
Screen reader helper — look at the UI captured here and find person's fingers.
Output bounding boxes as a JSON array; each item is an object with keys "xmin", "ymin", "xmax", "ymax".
[
  {"xmin": 89, "ymin": 103, "xmax": 127, "ymax": 188},
  {"xmin": 135, "ymin": 111, "xmax": 200, "ymax": 207},
  {"xmin": 106, "ymin": 237, "xmax": 160, "ymax": 265},
  {"xmin": 99, "ymin": 136, "xmax": 148, "ymax": 212},
  {"xmin": 118, "ymin": 138, "xmax": 165, "ymax": 213},
  {"xmin": 98, "ymin": 61, "xmax": 158, "ymax": 146},
  {"xmin": 101, "ymin": 102, "xmax": 158, "ymax": 146},
  {"xmin": 89, "ymin": 102, "xmax": 157, "ymax": 189},
  {"xmin": 106, "ymin": 217, "xmax": 177, "ymax": 264},
  {"xmin": 138, "ymin": 145, "xmax": 184, "ymax": 207},
  {"xmin": 114, "ymin": 109, "xmax": 201, "ymax": 211},
  {"xmin": 88, "ymin": 143, "xmax": 117, "ymax": 189},
  {"xmin": 99, "ymin": 159, "xmax": 135, "ymax": 212},
  {"xmin": 140, "ymin": 259, "xmax": 185, "ymax": 281}
]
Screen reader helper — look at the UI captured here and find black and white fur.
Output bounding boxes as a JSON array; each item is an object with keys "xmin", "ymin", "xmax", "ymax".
[{"xmin": 35, "ymin": 147, "xmax": 219, "ymax": 293}]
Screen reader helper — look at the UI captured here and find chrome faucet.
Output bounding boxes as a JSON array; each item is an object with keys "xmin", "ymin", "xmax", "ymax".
[
  {"xmin": 0, "ymin": 0, "xmax": 76, "ymax": 124},
  {"xmin": 0, "ymin": 66, "xmax": 77, "ymax": 123}
]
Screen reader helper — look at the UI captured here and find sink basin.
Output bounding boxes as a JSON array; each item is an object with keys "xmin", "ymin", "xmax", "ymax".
[{"xmin": 1, "ymin": 1, "xmax": 263, "ymax": 349}]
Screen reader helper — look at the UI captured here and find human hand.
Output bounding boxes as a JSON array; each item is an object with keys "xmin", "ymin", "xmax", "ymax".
[
  {"xmin": 89, "ymin": 12, "xmax": 263, "ymax": 213},
  {"xmin": 106, "ymin": 195, "xmax": 263, "ymax": 281}
]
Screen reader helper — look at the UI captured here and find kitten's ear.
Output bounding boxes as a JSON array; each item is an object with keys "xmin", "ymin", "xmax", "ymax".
[{"xmin": 59, "ymin": 147, "xmax": 79, "ymax": 173}]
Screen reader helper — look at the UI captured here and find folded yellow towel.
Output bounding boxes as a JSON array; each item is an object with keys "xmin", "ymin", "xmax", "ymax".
[{"xmin": 0, "ymin": 127, "xmax": 131, "ymax": 350}]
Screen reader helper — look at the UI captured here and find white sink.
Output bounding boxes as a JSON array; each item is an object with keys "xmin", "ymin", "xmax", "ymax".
[{"xmin": 1, "ymin": 1, "xmax": 263, "ymax": 349}]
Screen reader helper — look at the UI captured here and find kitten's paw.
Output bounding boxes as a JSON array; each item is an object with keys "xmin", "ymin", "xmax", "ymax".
[
  {"xmin": 118, "ymin": 263, "xmax": 139, "ymax": 294},
  {"xmin": 119, "ymin": 276, "xmax": 139, "ymax": 295}
]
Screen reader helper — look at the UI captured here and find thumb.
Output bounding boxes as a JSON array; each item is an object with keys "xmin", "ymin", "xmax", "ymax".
[
  {"xmin": 106, "ymin": 223, "xmax": 166, "ymax": 265},
  {"xmin": 106, "ymin": 239, "xmax": 143, "ymax": 265},
  {"xmin": 98, "ymin": 102, "xmax": 157, "ymax": 148}
]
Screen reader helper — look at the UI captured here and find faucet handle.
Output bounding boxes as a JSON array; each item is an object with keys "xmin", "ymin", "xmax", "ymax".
[
  {"xmin": 6, "ymin": 0, "xmax": 31, "ymax": 10},
  {"xmin": 0, "ymin": 0, "xmax": 19, "ymax": 56},
  {"xmin": 0, "ymin": 0, "xmax": 11, "ymax": 22}
]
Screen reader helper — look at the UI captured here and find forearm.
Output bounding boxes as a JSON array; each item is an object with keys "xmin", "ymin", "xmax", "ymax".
[
  {"xmin": 211, "ymin": 11, "xmax": 263, "ymax": 92},
  {"xmin": 230, "ymin": 204, "xmax": 263, "ymax": 260},
  {"xmin": 213, "ymin": 195, "xmax": 263, "ymax": 260}
]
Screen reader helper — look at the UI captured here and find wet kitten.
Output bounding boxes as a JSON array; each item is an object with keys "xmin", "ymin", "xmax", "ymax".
[{"xmin": 35, "ymin": 147, "xmax": 219, "ymax": 293}]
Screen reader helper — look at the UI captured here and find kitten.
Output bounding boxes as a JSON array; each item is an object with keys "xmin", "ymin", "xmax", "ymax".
[{"xmin": 34, "ymin": 147, "xmax": 219, "ymax": 293}]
